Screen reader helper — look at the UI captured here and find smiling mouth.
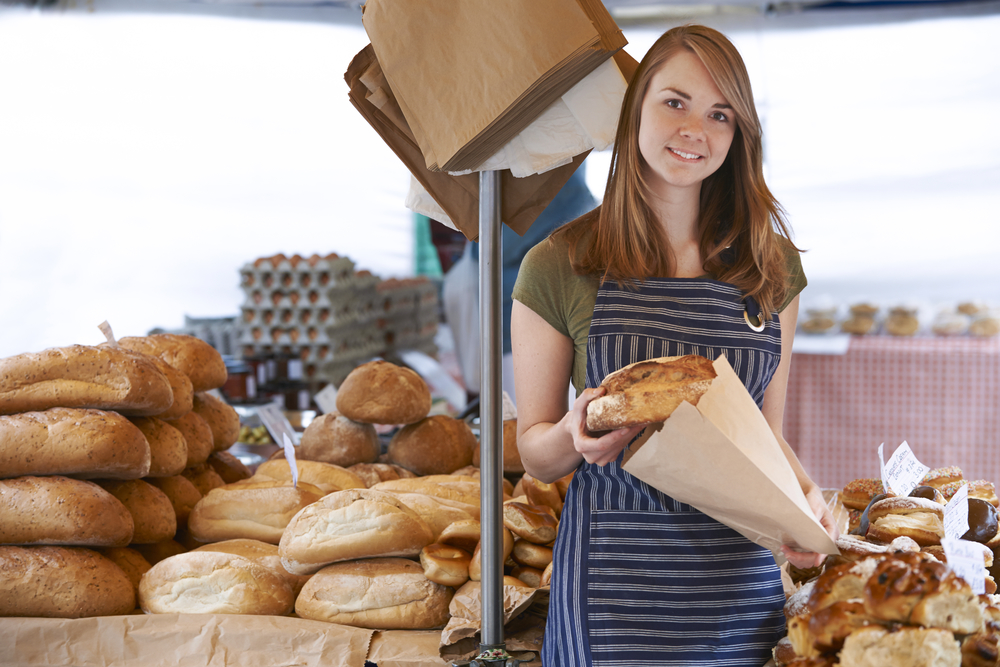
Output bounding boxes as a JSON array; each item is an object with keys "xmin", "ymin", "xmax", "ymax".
[{"xmin": 669, "ymin": 148, "xmax": 702, "ymax": 160}]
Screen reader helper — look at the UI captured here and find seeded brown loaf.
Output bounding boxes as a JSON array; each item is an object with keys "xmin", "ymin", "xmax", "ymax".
[
  {"xmin": 0, "ymin": 344, "xmax": 174, "ymax": 417},
  {"xmin": 164, "ymin": 411, "xmax": 214, "ymax": 468},
  {"xmin": 145, "ymin": 474, "xmax": 202, "ymax": 528},
  {"xmin": 387, "ymin": 415, "xmax": 476, "ymax": 475},
  {"xmin": 0, "ymin": 408, "xmax": 151, "ymax": 480},
  {"xmin": 181, "ymin": 462, "xmax": 226, "ymax": 497},
  {"xmin": 117, "ymin": 333, "xmax": 228, "ymax": 392},
  {"xmin": 586, "ymin": 355, "xmax": 717, "ymax": 432},
  {"xmin": 191, "ymin": 392, "xmax": 240, "ymax": 452},
  {"xmin": 142, "ymin": 354, "xmax": 193, "ymax": 420},
  {"xmin": 129, "ymin": 416, "xmax": 186, "ymax": 478},
  {"xmin": 298, "ymin": 412, "xmax": 380, "ymax": 467},
  {"xmin": 0, "ymin": 476, "xmax": 134, "ymax": 547},
  {"xmin": 206, "ymin": 451, "xmax": 252, "ymax": 485},
  {"xmin": 94, "ymin": 479, "xmax": 177, "ymax": 545},
  {"xmin": 97, "ymin": 545, "xmax": 152, "ymax": 595},
  {"xmin": 294, "ymin": 557, "xmax": 453, "ymax": 629},
  {"xmin": 0, "ymin": 545, "xmax": 136, "ymax": 617},
  {"xmin": 188, "ymin": 479, "xmax": 324, "ymax": 545},
  {"xmin": 335, "ymin": 360, "xmax": 431, "ymax": 425}
]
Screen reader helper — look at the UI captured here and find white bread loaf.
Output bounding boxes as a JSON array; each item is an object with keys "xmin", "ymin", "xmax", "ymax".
[
  {"xmin": 0, "ymin": 546, "xmax": 135, "ymax": 617},
  {"xmin": 129, "ymin": 416, "xmax": 186, "ymax": 478},
  {"xmin": 138, "ymin": 550, "xmax": 294, "ymax": 615},
  {"xmin": 279, "ymin": 488, "xmax": 434, "ymax": 575},
  {"xmin": 117, "ymin": 333, "xmax": 228, "ymax": 392},
  {"xmin": 192, "ymin": 538, "xmax": 311, "ymax": 595},
  {"xmin": 382, "ymin": 491, "xmax": 478, "ymax": 540},
  {"xmin": 0, "ymin": 344, "xmax": 174, "ymax": 417},
  {"xmin": 0, "ymin": 476, "xmax": 134, "ymax": 547},
  {"xmin": 188, "ymin": 479, "xmax": 324, "ymax": 545},
  {"xmin": 294, "ymin": 557, "xmax": 453, "ymax": 629},
  {"xmin": 372, "ymin": 475, "xmax": 481, "ymax": 510},
  {"xmin": 0, "ymin": 408, "xmax": 151, "ymax": 480},
  {"xmin": 252, "ymin": 458, "xmax": 366, "ymax": 494},
  {"xmin": 298, "ymin": 412, "xmax": 380, "ymax": 467},
  {"xmin": 191, "ymin": 392, "xmax": 240, "ymax": 452},
  {"xmin": 94, "ymin": 479, "xmax": 177, "ymax": 545},
  {"xmin": 347, "ymin": 462, "xmax": 417, "ymax": 488},
  {"xmin": 335, "ymin": 360, "xmax": 431, "ymax": 425}
]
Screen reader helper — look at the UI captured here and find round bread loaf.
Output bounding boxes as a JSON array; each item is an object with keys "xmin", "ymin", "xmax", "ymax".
[
  {"xmin": 95, "ymin": 479, "xmax": 177, "ymax": 545},
  {"xmin": 0, "ymin": 546, "xmax": 135, "ymax": 617},
  {"xmin": 472, "ymin": 419, "xmax": 524, "ymax": 474},
  {"xmin": 206, "ymin": 451, "xmax": 252, "ymax": 485},
  {"xmin": 139, "ymin": 550, "xmax": 294, "ymax": 615},
  {"xmin": 419, "ymin": 543, "xmax": 471, "ymax": 587},
  {"xmin": 165, "ymin": 411, "xmax": 214, "ymax": 468},
  {"xmin": 585, "ymin": 355, "xmax": 716, "ymax": 432},
  {"xmin": 181, "ymin": 462, "xmax": 226, "ymax": 497},
  {"xmin": 279, "ymin": 488, "xmax": 434, "ymax": 575},
  {"xmin": 335, "ymin": 360, "xmax": 431, "ymax": 425},
  {"xmin": 347, "ymin": 462, "xmax": 417, "ymax": 487},
  {"xmin": 0, "ymin": 408, "xmax": 151, "ymax": 480},
  {"xmin": 129, "ymin": 416, "xmax": 186, "ymax": 478},
  {"xmin": 298, "ymin": 412, "xmax": 380, "ymax": 467},
  {"xmin": 295, "ymin": 557, "xmax": 453, "ymax": 629},
  {"xmin": 143, "ymin": 354, "xmax": 193, "ymax": 420},
  {"xmin": 192, "ymin": 538, "xmax": 311, "ymax": 595},
  {"xmin": 253, "ymin": 458, "xmax": 365, "ymax": 494},
  {"xmin": 145, "ymin": 474, "xmax": 202, "ymax": 528},
  {"xmin": 191, "ymin": 392, "xmax": 240, "ymax": 452},
  {"xmin": 387, "ymin": 415, "xmax": 476, "ymax": 476},
  {"xmin": 118, "ymin": 334, "xmax": 228, "ymax": 392},
  {"xmin": 0, "ymin": 344, "xmax": 174, "ymax": 417},
  {"xmin": 97, "ymin": 546, "xmax": 152, "ymax": 595},
  {"xmin": 189, "ymin": 479, "xmax": 324, "ymax": 545},
  {"xmin": 0, "ymin": 476, "xmax": 133, "ymax": 547}
]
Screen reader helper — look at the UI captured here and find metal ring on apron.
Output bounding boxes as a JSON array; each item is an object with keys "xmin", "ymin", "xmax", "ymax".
[
  {"xmin": 743, "ymin": 296, "xmax": 765, "ymax": 332},
  {"xmin": 744, "ymin": 309, "xmax": 765, "ymax": 332}
]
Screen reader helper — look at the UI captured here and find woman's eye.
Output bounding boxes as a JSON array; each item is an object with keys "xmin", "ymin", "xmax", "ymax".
[
  {"xmin": 711, "ymin": 111, "xmax": 729, "ymax": 122},
  {"xmin": 665, "ymin": 99, "xmax": 682, "ymax": 109}
]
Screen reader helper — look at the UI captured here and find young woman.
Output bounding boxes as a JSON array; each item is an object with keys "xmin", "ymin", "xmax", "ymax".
[{"xmin": 511, "ymin": 25, "xmax": 839, "ymax": 665}]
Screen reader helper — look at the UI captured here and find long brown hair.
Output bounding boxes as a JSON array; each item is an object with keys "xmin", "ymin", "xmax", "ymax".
[{"xmin": 556, "ymin": 24, "xmax": 799, "ymax": 317}]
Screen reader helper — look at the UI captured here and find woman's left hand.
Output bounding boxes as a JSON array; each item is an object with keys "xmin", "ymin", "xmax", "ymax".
[{"xmin": 780, "ymin": 485, "xmax": 841, "ymax": 569}]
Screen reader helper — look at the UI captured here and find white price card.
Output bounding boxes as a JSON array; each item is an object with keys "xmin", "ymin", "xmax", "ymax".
[
  {"xmin": 941, "ymin": 536, "xmax": 986, "ymax": 594},
  {"xmin": 282, "ymin": 433, "xmax": 299, "ymax": 488},
  {"xmin": 944, "ymin": 483, "xmax": 970, "ymax": 540},
  {"xmin": 880, "ymin": 441, "xmax": 930, "ymax": 497},
  {"xmin": 878, "ymin": 443, "xmax": 888, "ymax": 495},
  {"xmin": 313, "ymin": 384, "xmax": 339, "ymax": 415},
  {"xmin": 256, "ymin": 401, "xmax": 298, "ymax": 447},
  {"xmin": 398, "ymin": 350, "xmax": 467, "ymax": 414}
]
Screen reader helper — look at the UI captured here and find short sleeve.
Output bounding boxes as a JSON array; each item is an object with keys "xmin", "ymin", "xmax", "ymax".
[{"xmin": 781, "ymin": 243, "xmax": 807, "ymax": 311}]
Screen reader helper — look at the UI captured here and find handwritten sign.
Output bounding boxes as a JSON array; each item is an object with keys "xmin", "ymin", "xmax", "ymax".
[
  {"xmin": 282, "ymin": 433, "xmax": 299, "ymax": 488},
  {"xmin": 941, "ymin": 536, "xmax": 986, "ymax": 594},
  {"xmin": 879, "ymin": 441, "xmax": 929, "ymax": 496},
  {"xmin": 256, "ymin": 401, "xmax": 297, "ymax": 448},
  {"xmin": 943, "ymin": 483, "xmax": 970, "ymax": 540},
  {"xmin": 313, "ymin": 384, "xmax": 339, "ymax": 415}
]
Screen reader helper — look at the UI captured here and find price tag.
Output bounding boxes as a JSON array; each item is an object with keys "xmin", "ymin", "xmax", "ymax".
[
  {"xmin": 282, "ymin": 433, "xmax": 299, "ymax": 489},
  {"xmin": 881, "ymin": 441, "xmax": 930, "ymax": 496},
  {"xmin": 941, "ymin": 536, "xmax": 986, "ymax": 594},
  {"xmin": 878, "ymin": 443, "xmax": 888, "ymax": 495},
  {"xmin": 501, "ymin": 391, "xmax": 517, "ymax": 421},
  {"xmin": 256, "ymin": 401, "xmax": 297, "ymax": 447},
  {"xmin": 313, "ymin": 384, "xmax": 339, "ymax": 415},
  {"xmin": 944, "ymin": 483, "xmax": 970, "ymax": 540},
  {"xmin": 98, "ymin": 320, "xmax": 118, "ymax": 346}
]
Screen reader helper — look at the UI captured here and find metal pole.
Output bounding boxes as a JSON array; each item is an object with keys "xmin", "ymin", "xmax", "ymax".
[{"xmin": 478, "ymin": 169, "xmax": 505, "ymax": 652}]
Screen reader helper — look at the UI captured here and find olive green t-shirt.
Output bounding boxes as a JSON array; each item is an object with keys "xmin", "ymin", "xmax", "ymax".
[{"xmin": 511, "ymin": 231, "xmax": 807, "ymax": 396}]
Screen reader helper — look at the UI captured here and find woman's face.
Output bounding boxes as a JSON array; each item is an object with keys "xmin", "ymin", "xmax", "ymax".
[{"xmin": 637, "ymin": 49, "xmax": 736, "ymax": 195}]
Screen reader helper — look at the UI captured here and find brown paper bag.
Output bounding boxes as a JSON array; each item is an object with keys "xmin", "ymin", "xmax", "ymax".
[
  {"xmin": 362, "ymin": 0, "xmax": 626, "ymax": 172},
  {"xmin": 622, "ymin": 355, "xmax": 838, "ymax": 556}
]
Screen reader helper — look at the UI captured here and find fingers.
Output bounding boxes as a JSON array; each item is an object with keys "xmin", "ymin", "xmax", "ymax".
[{"xmin": 781, "ymin": 545, "xmax": 824, "ymax": 570}]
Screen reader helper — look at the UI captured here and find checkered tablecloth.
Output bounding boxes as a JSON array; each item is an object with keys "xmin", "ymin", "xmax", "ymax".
[{"xmin": 784, "ymin": 335, "xmax": 1000, "ymax": 489}]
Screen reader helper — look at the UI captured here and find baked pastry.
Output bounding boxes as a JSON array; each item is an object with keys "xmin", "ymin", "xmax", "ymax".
[
  {"xmin": 347, "ymin": 462, "xmax": 417, "ymax": 488},
  {"xmin": 206, "ymin": 451, "xmax": 252, "ymax": 485},
  {"xmin": 841, "ymin": 478, "xmax": 888, "ymax": 511},
  {"xmin": 970, "ymin": 316, "xmax": 1000, "ymax": 338},
  {"xmin": 419, "ymin": 543, "xmax": 471, "ymax": 587},
  {"xmin": 840, "ymin": 315, "xmax": 877, "ymax": 335},
  {"xmin": 511, "ymin": 564, "xmax": 543, "ymax": 588},
  {"xmin": 437, "ymin": 519, "xmax": 482, "ymax": 554},
  {"xmin": 97, "ymin": 546, "xmax": 152, "ymax": 595},
  {"xmin": 838, "ymin": 625, "xmax": 961, "ymax": 667},
  {"xmin": 921, "ymin": 466, "xmax": 964, "ymax": 489},
  {"xmin": 380, "ymin": 491, "xmax": 477, "ymax": 540},
  {"xmin": 502, "ymin": 501, "xmax": 558, "ymax": 544},
  {"xmin": 117, "ymin": 333, "xmax": 228, "ymax": 392},
  {"xmin": 181, "ymin": 462, "xmax": 226, "ymax": 497},
  {"xmin": 294, "ymin": 557, "xmax": 453, "ymax": 629},
  {"xmin": 961, "ymin": 623, "xmax": 1000, "ymax": 667},
  {"xmin": 386, "ymin": 415, "xmax": 476, "ymax": 475},
  {"xmin": 129, "ymin": 416, "xmax": 186, "ymax": 478},
  {"xmin": 908, "ymin": 485, "xmax": 946, "ymax": 504},
  {"xmin": 335, "ymin": 360, "xmax": 431, "ymax": 425},
  {"xmin": 866, "ymin": 496, "xmax": 945, "ymax": 546},
  {"xmin": 188, "ymin": 479, "xmax": 324, "ymax": 545},
  {"xmin": 585, "ymin": 355, "xmax": 716, "ymax": 432},
  {"xmin": 298, "ymin": 412, "xmax": 380, "ymax": 467},
  {"xmin": 191, "ymin": 392, "xmax": 241, "ymax": 452},
  {"xmin": 940, "ymin": 479, "xmax": 1000, "ymax": 507},
  {"xmin": 885, "ymin": 307, "xmax": 920, "ymax": 336}
]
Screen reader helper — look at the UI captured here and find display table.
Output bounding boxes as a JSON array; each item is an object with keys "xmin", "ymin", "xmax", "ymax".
[{"xmin": 784, "ymin": 335, "xmax": 1000, "ymax": 489}]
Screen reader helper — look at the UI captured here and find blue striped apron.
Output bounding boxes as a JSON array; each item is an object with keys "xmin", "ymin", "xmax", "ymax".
[{"xmin": 543, "ymin": 277, "xmax": 787, "ymax": 667}]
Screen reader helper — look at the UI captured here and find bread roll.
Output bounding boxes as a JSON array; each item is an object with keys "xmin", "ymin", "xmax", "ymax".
[
  {"xmin": 252, "ymin": 458, "xmax": 365, "ymax": 494},
  {"xmin": 207, "ymin": 451, "xmax": 252, "ymax": 485},
  {"xmin": 97, "ymin": 546, "xmax": 152, "ymax": 595},
  {"xmin": 502, "ymin": 501, "xmax": 558, "ymax": 544},
  {"xmin": 472, "ymin": 419, "xmax": 524, "ymax": 474},
  {"xmin": 335, "ymin": 360, "xmax": 431, "ymax": 425},
  {"xmin": 117, "ymin": 334, "xmax": 227, "ymax": 392},
  {"xmin": 0, "ymin": 476, "xmax": 133, "ymax": 547},
  {"xmin": 191, "ymin": 392, "xmax": 240, "ymax": 452},
  {"xmin": 468, "ymin": 527, "xmax": 514, "ymax": 581},
  {"xmin": 192, "ymin": 538, "xmax": 311, "ymax": 595},
  {"xmin": 512, "ymin": 538, "xmax": 553, "ymax": 569},
  {"xmin": 540, "ymin": 560, "xmax": 553, "ymax": 587},
  {"xmin": 145, "ymin": 474, "xmax": 202, "ymax": 528},
  {"xmin": 143, "ymin": 354, "xmax": 193, "ymax": 420},
  {"xmin": 586, "ymin": 355, "xmax": 716, "ymax": 432},
  {"xmin": 139, "ymin": 550, "xmax": 294, "ymax": 615},
  {"xmin": 95, "ymin": 479, "xmax": 177, "ymax": 545},
  {"xmin": 866, "ymin": 496, "xmax": 945, "ymax": 546},
  {"xmin": 181, "ymin": 462, "xmax": 226, "ymax": 497},
  {"xmin": 438, "ymin": 518, "xmax": 481, "ymax": 554},
  {"xmin": 511, "ymin": 564, "xmax": 543, "ymax": 588},
  {"xmin": 347, "ymin": 462, "xmax": 416, "ymax": 487},
  {"xmin": 0, "ymin": 408, "xmax": 151, "ymax": 480},
  {"xmin": 387, "ymin": 415, "xmax": 476, "ymax": 476},
  {"xmin": 129, "ymin": 416, "xmax": 186, "ymax": 478},
  {"xmin": 189, "ymin": 479, "xmax": 324, "ymax": 545},
  {"xmin": 383, "ymin": 491, "xmax": 478, "ymax": 540},
  {"xmin": 299, "ymin": 412, "xmax": 380, "ymax": 467},
  {"xmin": 420, "ymin": 543, "xmax": 471, "ymax": 587},
  {"xmin": 279, "ymin": 488, "xmax": 434, "ymax": 575},
  {"xmin": 0, "ymin": 344, "xmax": 174, "ymax": 417},
  {"xmin": 295, "ymin": 557, "xmax": 453, "ymax": 629},
  {"xmin": 0, "ymin": 546, "xmax": 135, "ymax": 617},
  {"xmin": 921, "ymin": 466, "xmax": 964, "ymax": 489},
  {"xmin": 521, "ymin": 472, "xmax": 563, "ymax": 518},
  {"xmin": 165, "ymin": 411, "xmax": 213, "ymax": 468}
]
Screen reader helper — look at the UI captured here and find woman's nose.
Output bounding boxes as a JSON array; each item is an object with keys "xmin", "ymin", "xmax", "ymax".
[{"xmin": 680, "ymin": 115, "xmax": 705, "ymax": 139}]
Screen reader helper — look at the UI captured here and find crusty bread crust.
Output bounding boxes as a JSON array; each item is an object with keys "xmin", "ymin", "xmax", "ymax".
[
  {"xmin": 586, "ymin": 355, "xmax": 716, "ymax": 432},
  {"xmin": 335, "ymin": 360, "xmax": 431, "ymax": 425}
]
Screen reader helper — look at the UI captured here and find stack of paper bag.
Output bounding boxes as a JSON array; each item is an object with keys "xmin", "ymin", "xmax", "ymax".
[
  {"xmin": 621, "ymin": 355, "xmax": 839, "ymax": 557},
  {"xmin": 361, "ymin": 0, "xmax": 627, "ymax": 173}
]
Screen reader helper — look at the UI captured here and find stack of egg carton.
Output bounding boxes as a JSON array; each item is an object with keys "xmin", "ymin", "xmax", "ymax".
[{"xmin": 237, "ymin": 253, "xmax": 439, "ymax": 387}]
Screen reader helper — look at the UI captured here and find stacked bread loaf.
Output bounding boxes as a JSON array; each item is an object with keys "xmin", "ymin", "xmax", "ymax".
[{"xmin": 0, "ymin": 334, "xmax": 247, "ymax": 618}]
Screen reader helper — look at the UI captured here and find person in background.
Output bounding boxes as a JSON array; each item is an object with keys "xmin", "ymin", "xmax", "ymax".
[
  {"xmin": 442, "ymin": 164, "xmax": 597, "ymax": 404},
  {"xmin": 510, "ymin": 25, "xmax": 838, "ymax": 665}
]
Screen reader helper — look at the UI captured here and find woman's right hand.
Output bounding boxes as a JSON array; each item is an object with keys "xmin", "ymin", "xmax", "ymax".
[{"xmin": 564, "ymin": 387, "xmax": 645, "ymax": 467}]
